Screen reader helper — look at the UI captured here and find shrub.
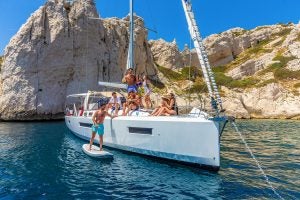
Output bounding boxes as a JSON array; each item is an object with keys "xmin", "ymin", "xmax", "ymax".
[
  {"xmin": 214, "ymin": 72, "xmax": 233, "ymax": 86},
  {"xmin": 212, "ymin": 66, "xmax": 230, "ymax": 73},
  {"xmin": 296, "ymin": 33, "xmax": 300, "ymax": 42},
  {"xmin": 294, "ymin": 82, "xmax": 300, "ymax": 88},
  {"xmin": 257, "ymin": 54, "xmax": 297, "ymax": 77},
  {"xmin": 0, "ymin": 56, "xmax": 3, "ymax": 72},
  {"xmin": 224, "ymin": 38, "xmax": 273, "ymax": 70},
  {"xmin": 246, "ymin": 39, "xmax": 273, "ymax": 55},
  {"xmin": 228, "ymin": 77, "xmax": 259, "ymax": 88},
  {"xmin": 257, "ymin": 79, "xmax": 277, "ymax": 87},
  {"xmin": 272, "ymin": 28, "xmax": 292, "ymax": 37},
  {"xmin": 272, "ymin": 37, "xmax": 286, "ymax": 47},
  {"xmin": 156, "ymin": 64, "xmax": 184, "ymax": 81},
  {"xmin": 150, "ymin": 79, "xmax": 165, "ymax": 89},
  {"xmin": 186, "ymin": 77, "xmax": 208, "ymax": 93},
  {"xmin": 213, "ymin": 71, "xmax": 258, "ymax": 88},
  {"xmin": 232, "ymin": 30, "xmax": 247, "ymax": 37},
  {"xmin": 273, "ymin": 54, "xmax": 295, "ymax": 64},
  {"xmin": 181, "ymin": 66, "xmax": 202, "ymax": 81},
  {"xmin": 274, "ymin": 69, "xmax": 300, "ymax": 80}
]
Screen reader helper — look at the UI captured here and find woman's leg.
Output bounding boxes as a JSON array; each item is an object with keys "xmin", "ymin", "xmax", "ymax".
[
  {"xmin": 145, "ymin": 95, "xmax": 151, "ymax": 109},
  {"xmin": 156, "ymin": 107, "xmax": 167, "ymax": 116},
  {"xmin": 165, "ymin": 109, "xmax": 177, "ymax": 115}
]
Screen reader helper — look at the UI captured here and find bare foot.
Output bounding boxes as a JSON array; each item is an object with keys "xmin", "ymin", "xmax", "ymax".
[{"xmin": 100, "ymin": 148, "xmax": 103, "ymax": 151}]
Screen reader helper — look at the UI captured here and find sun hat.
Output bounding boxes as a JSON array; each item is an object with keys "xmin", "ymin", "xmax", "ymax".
[{"xmin": 161, "ymin": 95, "xmax": 170, "ymax": 101}]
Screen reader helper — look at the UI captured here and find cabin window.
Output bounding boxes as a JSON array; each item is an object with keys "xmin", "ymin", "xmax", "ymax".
[
  {"xmin": 128, "ymin": 127, "xmax": 152, "ymax": 135},
  {"xmin": 79, "ymin": 122, "xmax": 93, "ymax": 128}
]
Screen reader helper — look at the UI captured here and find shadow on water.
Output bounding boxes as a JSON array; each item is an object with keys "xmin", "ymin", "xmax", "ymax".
[{"xmin": 0, "ymin": 120, "xmax": 299, "ymax": 199}]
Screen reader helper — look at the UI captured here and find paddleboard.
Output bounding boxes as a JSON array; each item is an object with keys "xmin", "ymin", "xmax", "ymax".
[{"xmin": 82, "ymin": 144, "xmax": 113, "ymax": 158}]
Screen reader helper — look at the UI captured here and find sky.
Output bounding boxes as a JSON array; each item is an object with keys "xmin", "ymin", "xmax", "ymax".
[{"xmin": 0, "ymin": 0, "xmax": 299, "ymax": 54}]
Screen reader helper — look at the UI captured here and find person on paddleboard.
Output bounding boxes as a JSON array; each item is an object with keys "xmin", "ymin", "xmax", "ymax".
[{"xmin": 89, "ymin": 99, "xmax": 116, "ymax": 151}]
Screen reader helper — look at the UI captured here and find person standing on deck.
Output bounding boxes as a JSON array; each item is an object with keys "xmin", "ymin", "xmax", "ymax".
[
  {"xmin": 122, "ymin": 68, "xmax": 137, "ymax": 93},
  {"xmin": 89, "ymin": 100, "xmax": 116, "ymax": 151},
  {"xmin": 143, "ymin": 75, "xmax": 152, "ymax": 109}
]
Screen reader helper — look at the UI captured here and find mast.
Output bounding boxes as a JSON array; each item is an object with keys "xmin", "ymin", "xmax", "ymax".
[
  {"xmin": 126, "ymin": 0, "xmax": 134, "ymax": 70},
  {"xmin": 181, "ymin": 0, "xmax": 223, "ymax": 112}
]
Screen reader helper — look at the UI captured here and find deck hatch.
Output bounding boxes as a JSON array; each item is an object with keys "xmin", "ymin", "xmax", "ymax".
[
  {"xmin": 128, "ymin": 127, "xmax": 152, "ymax": 135},
  {"xmin": 79, "ymin": 122, "xmax": 93, "ymax": 128}
]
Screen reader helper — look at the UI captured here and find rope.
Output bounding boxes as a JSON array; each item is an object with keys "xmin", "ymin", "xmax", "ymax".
[{"xmin": 230, "ymin": 121, "xmax": 284, "ymax": 200}]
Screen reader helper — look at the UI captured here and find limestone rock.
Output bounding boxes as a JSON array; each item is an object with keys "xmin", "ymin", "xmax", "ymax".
[
  {"xmin": 181, "ymin": 46, "xmax": 200, "ymax": 68},
  {"xmin": 149, "ymin": 39, "xmax": 183, "ymax": 69},
  {"xmin": 223, "ymin": 84, "xmax": 300, "ymax": 119},
  {"xmin": 0, "ymin": 0, "xmax": 156, "ymax": 120},
  {"xmin": 286, "ymin": 59, "xmax": 300, "ymax": 71},
  {"xmin": 226, "ymin": 52, "xmax": 275, "ymax": 79},
  {"xmin": 241, "ymin": 83, "xmax": 300, "ymax": 119}
]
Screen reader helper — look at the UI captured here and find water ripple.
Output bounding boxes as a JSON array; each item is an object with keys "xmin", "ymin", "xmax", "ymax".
[{"xmin": 0, "ymin": 120, "xmax": 299, "ymax": 199}]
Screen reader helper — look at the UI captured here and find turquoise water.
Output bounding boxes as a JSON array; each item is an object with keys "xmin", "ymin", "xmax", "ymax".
[{"xmin": 0, "ymin": 120, "xmax": 299, "ymax": 199}]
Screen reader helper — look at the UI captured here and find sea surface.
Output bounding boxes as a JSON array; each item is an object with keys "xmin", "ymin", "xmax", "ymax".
[{"xmin": 0, "ymin": 120, "xmax": 299, "ymax": 199}]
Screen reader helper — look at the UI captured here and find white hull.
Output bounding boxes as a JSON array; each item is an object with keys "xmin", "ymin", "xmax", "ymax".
[{"xmin": 65, "ymin": 113, "xmax": 224, "ymax": 170}]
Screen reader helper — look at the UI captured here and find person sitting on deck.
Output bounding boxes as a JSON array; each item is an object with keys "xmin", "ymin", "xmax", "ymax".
[
  {"xmin": 108, "ymin": 92, "xmax": 122, "ymax": 116},
  {"xmin": 122, "ymin": 89, "xmax": 140, "ymax": 116},
  {"xmin": 150, "ymin": 96, "xmax": 169, "ymax": 116},
  {"xmin": 142, "ymin": 75, "xmax": 152, "ymax": 109},
  {"xmin": 122, "ymin": 68, "xmax": 137, "ymax": 93},
  {"xmin": 151, "ymin": 93, "xmax": 178, "ymax": 116}
]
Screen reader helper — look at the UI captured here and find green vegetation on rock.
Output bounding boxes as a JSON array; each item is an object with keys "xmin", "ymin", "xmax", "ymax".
[
  {"xmin": 296, "ymin": 33, "xmax": 300, "ymax": 42},
  {"xmin": 232, "ymin": 29, "xmax": 247, "ymax": 37},
  {"xmin": 272, "ymin": 28, "xmax": 292, "ymax": 37},
  {"xmin": 180, "ymin": 66, "xmax": 201, "ymax": 81},
  {"xmin": 272, "ymin": 37, "xmax": 286, "ymax": 47},
  {"xmin": 257, "ymin": 79, "xmax": 278, "ymax": 87},
  {"xmin": 213, "ymin": 68, "xmax": 259, "ymax": 88},
  {"xmin": 247, "ymin": 40, "xmax": 273, "ymax": 55},
  {"xmin": 0, "ymin": 56, "xmax": 3, "ymax": 72},
  {"xmin": 224, "ymin": 38, "xmax": 273, "ymax": 70},
  {"xmin": 294, "ymin": 82, "xmax": 300, "ymax": 88},
  {"xmin": 156, "ymin": 64, "xmax": 184, "ymax": 81},
  {"xmin": 258, "ymin": 53, "xmax": 299, "ymax": 80}
]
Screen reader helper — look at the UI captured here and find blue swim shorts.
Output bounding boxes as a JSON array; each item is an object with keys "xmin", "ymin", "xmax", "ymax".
[
  {"xmin": 92, "ymin": 124, "xmax": 104, "ymax": 135},
  {"xmin": 127, "ymin": 85, "xmax": 138, "ymax": 93}
]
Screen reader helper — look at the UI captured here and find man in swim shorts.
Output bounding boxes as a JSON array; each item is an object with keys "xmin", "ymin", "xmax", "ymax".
[
  {"xmin": 122, "ymin": 68, "xmax": 138, "ymax": 93},
  {"xmin": 89, "ymin": 100, "xmax": 116, "ymax": 151}
]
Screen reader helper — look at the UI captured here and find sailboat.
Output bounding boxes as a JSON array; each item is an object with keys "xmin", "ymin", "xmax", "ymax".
[{"xmin": 65, "ymin": 0, "xmax": 228, "ymax": 171}]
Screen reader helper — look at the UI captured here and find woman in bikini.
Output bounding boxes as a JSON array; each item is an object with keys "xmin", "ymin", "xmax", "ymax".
[
  {"xmin": 143, "ymin": 75, "xmax": 152, "ymax": 109},
  {"xmin": 155, "ymin": 93, "xmax": 178, "ymax": 116},
  {"xmin": 150, "ymin": 96, "xmax": 169, "ymax": 116}
]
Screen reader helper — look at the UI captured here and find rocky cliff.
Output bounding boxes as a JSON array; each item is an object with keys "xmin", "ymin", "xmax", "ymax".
[
  {"xmin": 0, "ymin": 0, "xmax": 156, "ymax": 120},
  {"xmin": 1, "ymin": 0, "xmax": 299, "ymax": 120},
  {"xmin": 151, "ymin": 23, "xmax": 300, "ymax": 119}
]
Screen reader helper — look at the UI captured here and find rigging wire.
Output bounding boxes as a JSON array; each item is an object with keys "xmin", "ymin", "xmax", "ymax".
[
  {"xmin": 231, "ymin": 122, "xmax": 285, "ymax": 200},
  {"xmin": 188, "ymin": 37, "xmax": 192, "ymax": 108},
  {"xmin": 84, "ymin": 1, "xmax": 89, "ymax": 92},
  {"xmin": 145, "ymin": 0, "xmax": 158, "ymax": 38}
]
